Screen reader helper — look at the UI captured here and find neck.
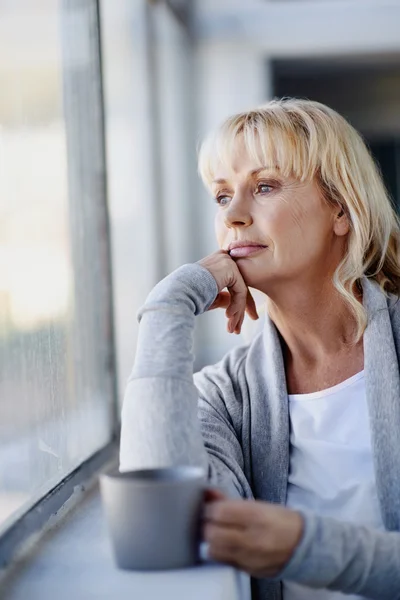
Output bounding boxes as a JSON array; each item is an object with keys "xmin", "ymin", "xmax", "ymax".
[{"xmin": 265, "ymin": 278, "xmax": 362, "ymax": 367}]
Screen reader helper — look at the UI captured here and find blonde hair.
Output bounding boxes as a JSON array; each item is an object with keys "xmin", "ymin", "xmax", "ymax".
[{"xmin": 198, "ymin": 98, "xmax": 400, "ymax": 343}]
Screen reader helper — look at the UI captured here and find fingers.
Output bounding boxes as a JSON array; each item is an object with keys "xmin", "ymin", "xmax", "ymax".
[
  {"xmin": 209, "ymin": 290, "xmax": 259, "ymax": 335},
  {"xmin": 208, "ymin": 291, "xmax": 231, "ymax": 311},
  {"xmin": 200, "ymin": 250, "xmax": 259, "ymax": 334},
  {"xmin": 225, "ymin": 281, "xmax": 247, "ymax": 334},
  {"xmin": 227, "ymin": 288, "xmax": 259, "ymax": 334},
  {"xmin": 203, "ymin": 523, "xmax": 245, "ymax": 562},
  {"xmin": 233, "ymin": 312, "xmax": 245, "ymax": 335},
  {"xmin": 211, "ymin": 290, "xmax": 259, "ymax": 334},
  {"xmin": 203, "ymin": 500, "xmax": 249, "ymax": 526},
  {"xmin": 202, "ymin": 493, "xmax": 245, "ymax": 566},
  {"xmin": 204, "ymin": 488, "xmax": 227, "ymax": 503},
  {"xmin": 202, "ymin": 499, "xmax": 304, "ymax": 578},
  {"xmin": 245, "ymin": 290, "xmax": 259, "ymax": 321}
]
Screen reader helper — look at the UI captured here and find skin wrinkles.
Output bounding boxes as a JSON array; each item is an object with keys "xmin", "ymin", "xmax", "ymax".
[
  {"xmin": 209, "ymin": 138, "xmax": 359, "ymax": 365},
  {"xmin": 212, "ymin": 166, "xmax": 340, "ymax": 297}
]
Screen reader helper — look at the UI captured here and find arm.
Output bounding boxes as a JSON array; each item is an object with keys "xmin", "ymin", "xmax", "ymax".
[
  {"xmin": 119, "ymin": 263, "xmax": 251, "ymax": 498},
  {"xmin": 202, "ymin": 496, "xmax": 400, "ymax": 599},
  {"xmin": 279, "ymin": 511, "xmax": 400, "ymax": 599}
]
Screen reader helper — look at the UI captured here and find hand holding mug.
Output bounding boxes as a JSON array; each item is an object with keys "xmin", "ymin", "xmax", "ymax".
[{"xmin": 202, "ymin": 488, "xmax": 303, "ymax": 578}]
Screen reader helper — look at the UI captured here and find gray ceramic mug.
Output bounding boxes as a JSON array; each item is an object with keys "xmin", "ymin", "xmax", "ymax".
[{"xmin": 100, "ymin": 466, "xmax": 207, "ymax": 570}]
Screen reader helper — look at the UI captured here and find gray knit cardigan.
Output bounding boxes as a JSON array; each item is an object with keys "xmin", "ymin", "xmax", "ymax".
[{"xmin": 120, "ymin": 264, "xmax": 400, "ymax": 600}]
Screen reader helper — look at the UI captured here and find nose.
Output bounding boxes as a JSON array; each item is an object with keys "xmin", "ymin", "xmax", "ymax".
[{"xmin": 224, "ymin": 194, "xmax": 253, "ymax": 229}]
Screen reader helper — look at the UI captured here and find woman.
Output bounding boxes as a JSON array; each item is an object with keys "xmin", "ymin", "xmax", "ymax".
[{"xmin": 120, "ymin": 98, "xmax": 400, "ymax": 599}]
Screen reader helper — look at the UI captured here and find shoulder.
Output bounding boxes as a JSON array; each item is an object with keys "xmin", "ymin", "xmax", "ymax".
[
  {"xmin": 194, "ymin": 337, "xmax": 261, "ymax": 428},
  {"xmin": 387, "ymin": 292, "xmax": 400, "ymax": 329},
  {"xmin": 365, "ymin": 278, "xmax": 400, "ymax": 329},
  {"xmin": 194, "ymin": 332, "xmax": 263, "ymax": 397},
  {"xmin": 385, "ymin": 292, "xmax": 400, "ymax": 360}
]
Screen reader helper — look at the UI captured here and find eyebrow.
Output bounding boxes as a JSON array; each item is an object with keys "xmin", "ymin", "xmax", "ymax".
[{"xmin": 212, "ymin": 167, "xmax": 277, "ymax": 185}]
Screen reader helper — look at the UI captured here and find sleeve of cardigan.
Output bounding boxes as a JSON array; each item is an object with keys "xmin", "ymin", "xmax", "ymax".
[
  {"xmin": 279, "ymin": 510, "xmax": 400, "ymax": 599},
  {"xmin": 119, "ymin": 263, "xmax": 252, "ymax": 499}
]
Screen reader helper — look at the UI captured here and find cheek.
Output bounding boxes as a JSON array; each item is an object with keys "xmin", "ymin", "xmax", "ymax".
[
  {"xmin": 272, "ymin": 198, "xmax": 313, "ymax": 237},
  {"xmin": 263, "ymin": 202, "xmax": 316, "ymax": 261},
  {"xmin": 214, "ymin": 212, "xmax": 226, "ymax": 247},
  {"xmin": 276, "ymin": 206, "xmax": 331, "ymax": 262},
  {"xmin": 257, "ymin": 203, "xmax": 300, "ymax": 244}
]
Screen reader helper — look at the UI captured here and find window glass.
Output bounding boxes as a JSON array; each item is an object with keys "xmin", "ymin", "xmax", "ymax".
[{"xmin": 0, "ymin": 0, "xmax": 114, "ymax": 527}]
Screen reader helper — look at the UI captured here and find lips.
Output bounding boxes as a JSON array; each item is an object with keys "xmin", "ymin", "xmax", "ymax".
[{"xmin": 228, "ymin": 241, "xmax": 267, "ymax": 258}]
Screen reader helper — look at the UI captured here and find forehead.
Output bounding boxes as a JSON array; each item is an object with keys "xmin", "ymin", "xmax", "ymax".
[{"xmin": 211, "ymin": 136, "xmax": 279, "ymax": 184}]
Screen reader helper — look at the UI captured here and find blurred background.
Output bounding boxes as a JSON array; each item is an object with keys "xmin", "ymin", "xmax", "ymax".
[{"xmin": 0, "ymin": 0, "xmax": 400, "ymax": 529}]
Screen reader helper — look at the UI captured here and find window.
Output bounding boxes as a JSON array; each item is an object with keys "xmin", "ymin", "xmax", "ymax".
[
  {"xmin": 0, "ymin": 0, "xmax": 116, "ymax": 534},
  {"xmin": 0, "ymin": 0, "xmax": 198, "ymax": 567}
]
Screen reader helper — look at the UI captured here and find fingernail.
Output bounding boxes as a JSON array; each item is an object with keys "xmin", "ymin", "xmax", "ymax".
[{"xmin": 199, "ymin": 541, "xmax": 210, "ymax": 562}]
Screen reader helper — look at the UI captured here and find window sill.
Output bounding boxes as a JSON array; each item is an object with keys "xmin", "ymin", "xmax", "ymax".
[{"xmin": 1, "ymin": 482, "xmax": 250, "ymax": 600}]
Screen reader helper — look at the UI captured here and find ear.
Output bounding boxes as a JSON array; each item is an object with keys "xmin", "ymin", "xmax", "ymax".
[{"xmin": 333, "ymin": 207, "xmax": 350, "ymax": 236}]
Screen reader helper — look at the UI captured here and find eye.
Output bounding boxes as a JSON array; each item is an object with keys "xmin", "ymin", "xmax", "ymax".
[
  {"xmin": 256, "ymin": 183, "xmax": 273, "ymax": 195},
  {"xmin": 215, "ymin": 194, "xmax": 231, "ymax": 206}
]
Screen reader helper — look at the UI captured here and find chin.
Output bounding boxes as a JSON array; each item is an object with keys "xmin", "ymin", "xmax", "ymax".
[{"xmin": 235, "ymin": 259, "xmax": 272, "ymax": 291}]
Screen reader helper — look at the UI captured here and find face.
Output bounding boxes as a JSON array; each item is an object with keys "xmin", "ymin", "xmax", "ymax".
[{"xmin": 211, "ymin": 139, "xmax": 349, "ymax": 295}]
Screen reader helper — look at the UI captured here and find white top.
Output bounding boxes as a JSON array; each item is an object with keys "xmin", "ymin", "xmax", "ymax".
[{"xmin": 283, "ymin": 370, "xmax": 384, "ymax": 600}]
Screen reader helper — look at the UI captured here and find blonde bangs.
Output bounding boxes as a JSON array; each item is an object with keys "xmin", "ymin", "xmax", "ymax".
[{"xmin": 198, "ymin": 107, "xmax": 317, "ymax": 189}]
